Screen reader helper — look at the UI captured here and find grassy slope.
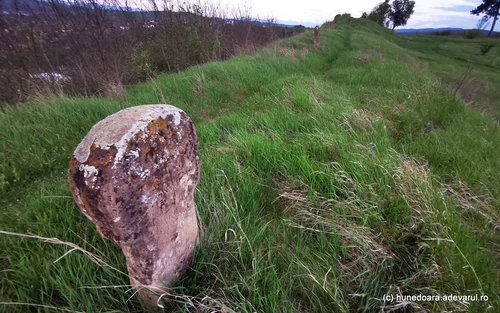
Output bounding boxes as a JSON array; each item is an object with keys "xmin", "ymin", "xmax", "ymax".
[
  {"xmin": 395, "ymin": 34, "xmax": 500, "ymax": 119},
  {"xmin": 1, "ymin": 19, "xmax": 499, "ymax": 312}
]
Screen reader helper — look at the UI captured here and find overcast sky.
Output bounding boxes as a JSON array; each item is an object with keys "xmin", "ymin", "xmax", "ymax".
[{"xmin": 213, "ymin": 0, "xmax": 494, "ymax": 30}]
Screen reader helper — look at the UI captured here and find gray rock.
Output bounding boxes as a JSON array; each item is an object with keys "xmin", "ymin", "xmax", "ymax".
[{"xmin": 69, "ymin": 105, "xmax": 200, "ymax": 306}]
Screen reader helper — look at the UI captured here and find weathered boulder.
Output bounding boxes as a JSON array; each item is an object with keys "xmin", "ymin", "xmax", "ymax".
[{"xmin": 68, "ymin": 105, "xmax": 200, "ymax": 306}]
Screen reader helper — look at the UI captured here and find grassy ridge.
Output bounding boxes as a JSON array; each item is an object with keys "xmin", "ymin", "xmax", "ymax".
[
  {"xmin": 1, "ymin": 19, "xmax": 499, "ymax": 312},
  {"xmin": 395, "ymin": 34, "xmax": 500, "ymax": 119}
]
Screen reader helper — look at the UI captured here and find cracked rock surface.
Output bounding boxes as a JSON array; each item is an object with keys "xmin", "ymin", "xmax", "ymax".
[{"xmin": 69, "ymin": 105, "xmax": 200, "ymax": 306}]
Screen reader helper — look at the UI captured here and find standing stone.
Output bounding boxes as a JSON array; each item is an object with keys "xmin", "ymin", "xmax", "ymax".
[
  {"xmin": 314, "ymin": 26, "xmax": 320, "ymax": 48},
  {"xmin": 68, "ymin": 105, "xmax": 200, "ymax": 306}
]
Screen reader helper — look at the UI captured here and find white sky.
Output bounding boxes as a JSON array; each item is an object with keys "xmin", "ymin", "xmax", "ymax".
[{"xmin": 211, "ymin": 0, "xmax": 491, "ymax": 29}]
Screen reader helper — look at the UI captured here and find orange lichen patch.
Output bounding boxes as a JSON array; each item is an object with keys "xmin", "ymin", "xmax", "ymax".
[
  {"xmin": 133, "ymin": 130, "xmax": 144, "ymax": 142},
  {"xmin": 84, "ymin": 143, "xmax": 117, "ymax": 168},
  {"xmin": 152, "ymin": 180, "xmax": 159, "ymax": 188},
  {"xmin": 104, "ymin": 153, "xmax": 114, "ymax": 166},
  {"xmin": 86, "ymin": 143, "xmax": 99, "ymax": 167},
  {"xmin": 87, "ymin": 143, "xmax": 101, "ymax": 168},
  {"xmin": 147, "ymin": 118, "xmax": 168, "ymax": 135}
]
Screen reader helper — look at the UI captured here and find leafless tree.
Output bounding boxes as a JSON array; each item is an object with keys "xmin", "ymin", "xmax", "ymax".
[{"xmin": 0, "ymin": 0, "xmax": 304, "ymax": 105}]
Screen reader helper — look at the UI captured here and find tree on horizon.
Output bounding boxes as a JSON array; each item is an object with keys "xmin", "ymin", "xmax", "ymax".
[
  {"xmin": 388, "ymin": 0, "xmax": 416, "ymax": 29},
  {"xmin": 471, "ymin": 0, "xmax": 500, "ymax": 37},
  {"xmin": 374, "ymin": 0, "xmax": 392, "ymax": 26}
]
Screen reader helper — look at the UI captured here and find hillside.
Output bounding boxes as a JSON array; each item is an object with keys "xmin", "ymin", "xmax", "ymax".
[
  {"xmin": 395, "ymin": 34, "xmax": 500, "ymax": 119},
  {"xmin": 1, "ymin": 18, "xmax": 499, "ymax": 312},
  {"xmin": 395, "ymin": 28, "xmax": 500, "ymax": 38}
]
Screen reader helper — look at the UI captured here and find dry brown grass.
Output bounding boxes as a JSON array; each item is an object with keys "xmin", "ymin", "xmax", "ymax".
[
  {"xmin": 441, "ymin": 180, "xmax": 499, "ymax": 229},
  {"xmin": 271, "ymin": 44, "xmax": 309, "ymax": 61},
  {"xmin": 353, "ymin": 51, "xmax": 383, "ymax": 64},
  {"xmin": 277, "ymin": 173, "xmax": 394, "ymax": 289},
  {"xmin": 393, "ymin": 154, "xmax": 435, "ymax": 221},
  {"xmin": 0, "ymin": 230, "xmax": 126, "ymax": 275},
  {"xmin": 276, "ymin": 150, "xmax": 477, "ymax": 312},
  {"xmin": 449, "ymin": 76, "xmax": 480, "ymax": 107},
  {"xmin": 340, "ymin": 108, "xmax": 381, "ymax": 133}
]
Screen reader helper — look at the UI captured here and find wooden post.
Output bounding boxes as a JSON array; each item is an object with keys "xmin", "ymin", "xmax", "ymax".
[{"xmin": 314, "ymin": 26, "xmax": 320, "ymax": 48}]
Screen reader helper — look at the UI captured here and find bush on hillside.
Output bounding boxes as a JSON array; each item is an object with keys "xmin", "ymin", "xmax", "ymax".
[
  {"xmin": 480, "ymin": 42, "xmax": 496, "ymax": 55},
  {"xmin": 368, "ymin": 11, "xmax": 378, "ymax": 23},
  {"xmin": 463, "ymin": 29, "xmax": 482, "ymax": 39},
  {"xmin": 292, "ymin": 25, "xmax": 307, "ymax": 33},
  {"xmin": 334, "ymin": 13, "xmax": 353, "ymax": 24},
  {"xmin": 432, "ymin": 30, "xmax": 452, "ymax": 36},
  {"xmin": 323, "ymin": 13, "xmax": 355, "ymax": 29}
]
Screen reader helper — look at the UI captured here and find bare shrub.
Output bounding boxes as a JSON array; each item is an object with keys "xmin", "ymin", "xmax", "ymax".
[
  {"xmin": 0, "ymin": 0, "xmax": 298, "ymax": 105},
  {"xmin": 480, "ymin": 42, "xmax": 496, "ymax": 55},
  {"xmin": 449, "ymin": 76, "xmax": 479, "ymax": 106}
]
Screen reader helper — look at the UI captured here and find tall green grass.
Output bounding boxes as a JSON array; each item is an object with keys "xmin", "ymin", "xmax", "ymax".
[
  {"xmin": 395, "ymin": 33, "xmax": 500, "ymax": 119},
  {"xmin": 1, "ymin": 18, "xmax": 499, "ymax": 312}
]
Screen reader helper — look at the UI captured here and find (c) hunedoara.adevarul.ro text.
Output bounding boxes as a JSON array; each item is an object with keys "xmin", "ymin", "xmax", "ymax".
[{"xmin": 382, "ymin": 294, "xmax": 489, "ymax": 303}]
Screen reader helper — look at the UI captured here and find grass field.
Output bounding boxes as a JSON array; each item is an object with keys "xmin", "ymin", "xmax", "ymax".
[
  {"xmin": 395, "ymin": 33, "xmax": 500, "ymax": 119},
  {"xmin": 1, "ymin": 18, "xmax": 499, "ymax": 312}
]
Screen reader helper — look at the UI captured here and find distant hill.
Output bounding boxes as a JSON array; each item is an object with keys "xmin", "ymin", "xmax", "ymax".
[
  {"xmin": 395, "ymin": 27, "xmax": 463, "ymax": 34},
  {"xmin": 396, "ymin": 27, "xmax": 500, "ymax": 37},
  {"xmin": 1, "ymin": 0, "xmax": 47, "ymax": 12},
  {"xmin": 2, "ymin": 0, "xmax": 138, "ymax": 14},
  {"xmin": 1, "ymin": 0, "xmax": 303, "ymax": 29}
]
